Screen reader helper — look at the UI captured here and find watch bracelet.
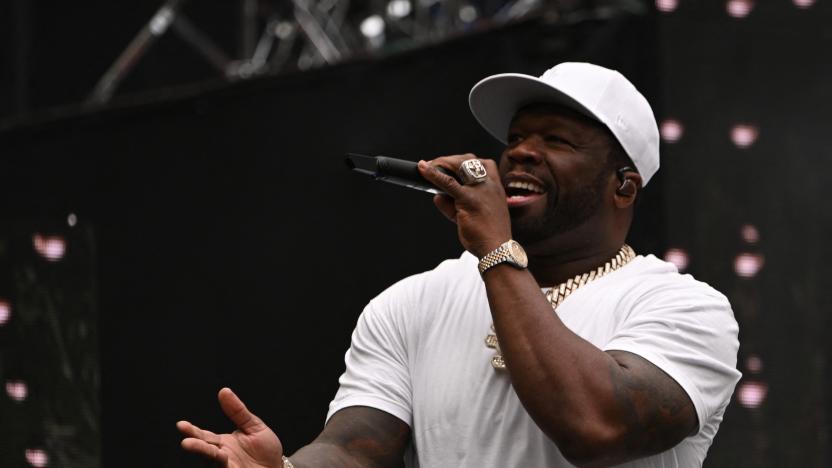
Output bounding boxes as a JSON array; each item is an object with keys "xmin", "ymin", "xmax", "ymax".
[{"xmin": 478, "ymin": 243, "xmax": 510, "ymax": 275}]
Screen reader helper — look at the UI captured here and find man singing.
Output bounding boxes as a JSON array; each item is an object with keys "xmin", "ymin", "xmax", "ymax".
[{"xmin": 177, "ymin": 62, "xmax": 741, "ymax": 467}]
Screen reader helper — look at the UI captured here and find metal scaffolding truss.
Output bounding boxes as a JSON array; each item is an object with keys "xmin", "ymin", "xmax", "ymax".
[{"xmin": 88, "ymin": 0, "xmax": 647, "ymax": 104}]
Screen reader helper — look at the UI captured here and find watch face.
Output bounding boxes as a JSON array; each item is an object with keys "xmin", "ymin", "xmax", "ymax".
[{"xmin": 509, "ymin": 241, "xmax": 528, "ymax": 267}]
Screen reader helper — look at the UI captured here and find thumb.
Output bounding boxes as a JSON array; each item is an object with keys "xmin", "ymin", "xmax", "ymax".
[{"xmin": 218, "ymin": 387, "xmax": 266, "ymax": 434}]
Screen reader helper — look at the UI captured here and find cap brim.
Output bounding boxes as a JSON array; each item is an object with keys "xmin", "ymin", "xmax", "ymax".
[{"xmin": 468, "ymin": 73, "xmax": 600, "ymax": 144}]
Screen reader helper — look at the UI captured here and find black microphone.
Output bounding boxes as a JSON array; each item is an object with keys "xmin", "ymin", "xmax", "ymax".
[{"xmin": 344, "ymin": 153, "xmax": 459, "ymax": 194}]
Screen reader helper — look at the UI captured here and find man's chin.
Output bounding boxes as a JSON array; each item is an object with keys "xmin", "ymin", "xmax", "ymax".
[{"xmin": 510, "ymin": 217, "xmax": 554, "ymax": 246}]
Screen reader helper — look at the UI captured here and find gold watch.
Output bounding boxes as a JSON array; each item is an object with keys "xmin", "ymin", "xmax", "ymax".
[{"xmin": 478, "ymin": 240, "xmax": 528, "ymax": 276}]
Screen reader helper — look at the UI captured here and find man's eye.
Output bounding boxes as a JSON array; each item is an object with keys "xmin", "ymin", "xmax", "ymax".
[
  {"xmin": 507, "ymin": 134, "xmax": 523, "ymax": 144},
  {"xmin": 545, "ymin": 135, "xmax": 574, "ymax": 147}
]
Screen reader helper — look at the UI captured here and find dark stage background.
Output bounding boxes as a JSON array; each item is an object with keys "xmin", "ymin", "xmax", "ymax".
[{"xmin": 0, "ymin": 2, "xmax": 830, "ymax": 468}]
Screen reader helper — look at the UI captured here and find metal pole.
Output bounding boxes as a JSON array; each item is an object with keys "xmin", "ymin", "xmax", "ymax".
[
  {"xmin": 171, "ymin": 16, "xmax": 233, "ymax": 74},
  {"xmin": 87, "ymin": 0, "xmax": 186, "ymax": 105},
  {"xmin": 292, "ymin": 0, "xmax": 342, "ymax": 64},
  {"xmin": 241, "ymin": 0, "xmax": 258, "ymax": 58}
]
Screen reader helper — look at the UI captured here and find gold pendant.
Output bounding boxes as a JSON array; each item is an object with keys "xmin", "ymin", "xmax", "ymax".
[{"xmin": 484, "ymin": 326, "xmax": 505, "ymax": 369}]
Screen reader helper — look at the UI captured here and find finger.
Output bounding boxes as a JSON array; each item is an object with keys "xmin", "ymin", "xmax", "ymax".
[
  {"xmin": 176, "ymin": 420, "xmax": 222, "ymax": 445},
  {"xmin": 181, "ymin": 437, "xmax": 229, "ymax": 464},
  {"xmin": 432, "ymin": 194, "xmax": 457, "ymax": 223},
  {"xmin": 428, "ymin": 154, "xmax": 477, "ymax": 173},
  {"xmin": 176, "ymin": 420, "xmax": 199, "ymax": 437},
  {"xmin": 418, "ymin": 160, "xmax": 465, "ymax": 199},
  {"xmin": 218, "ymin": 387, "xmax": 266, "ymax": 434},
  {"xmin": 480, "ymin": 159, "xmax": 505, "ymax": 197},
  {"xmin": 481, "ymin": 158, "xmax": 501, "ymax": 183}
]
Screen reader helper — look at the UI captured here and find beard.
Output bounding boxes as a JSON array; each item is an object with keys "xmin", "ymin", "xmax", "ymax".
[{"xmin": 510, "ymin": 168, "xmax": 608, "ymax": 245}]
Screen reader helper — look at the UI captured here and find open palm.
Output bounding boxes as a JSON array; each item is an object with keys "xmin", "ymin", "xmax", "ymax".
[{"xmin": 178, "ymin": 388, "xmax": 284, "ymax": 468}]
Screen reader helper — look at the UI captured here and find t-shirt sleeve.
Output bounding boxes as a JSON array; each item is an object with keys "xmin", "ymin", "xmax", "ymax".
[
  {"xmin": 603, "ymin": 282, "xmax": 742, "ymax": 432},
  {"xmin": 326, "ymin": 281, "xmax": 415, "ymax": 427}
]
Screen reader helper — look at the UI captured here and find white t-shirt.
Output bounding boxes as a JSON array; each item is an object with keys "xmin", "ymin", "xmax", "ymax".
[{"xmin": 327, "ymin": 252, "xmax": 741, "ymax": 467}]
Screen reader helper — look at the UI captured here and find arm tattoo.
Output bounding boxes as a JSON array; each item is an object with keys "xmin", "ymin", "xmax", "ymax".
[
  {"xmin": 607, "ymin": 350, "xmax": 698, "ymax": 457},
  {"xmin": 291, "ymin": 406, "xmax": 411, "ymax": 468}
]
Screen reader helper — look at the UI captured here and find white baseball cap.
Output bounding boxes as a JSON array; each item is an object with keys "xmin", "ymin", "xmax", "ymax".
[{"xmin": 468, "ymin": 62, "xmax": 660, "ymax": 186}]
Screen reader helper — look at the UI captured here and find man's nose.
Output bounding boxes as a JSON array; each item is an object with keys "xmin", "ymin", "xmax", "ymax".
[{"xmin": 504, "ymin": 136, "xmax": 544, "ymax": 165}]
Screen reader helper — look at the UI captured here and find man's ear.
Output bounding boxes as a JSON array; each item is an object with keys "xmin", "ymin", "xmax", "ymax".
[{"xmin": 614, "ymin": 169, "xmax": 642, "ymax": 208}]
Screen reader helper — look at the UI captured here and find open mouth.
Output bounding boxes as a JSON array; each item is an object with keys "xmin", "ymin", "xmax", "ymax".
[{"xmin": 505, "ymin": 180, "xmax": 546, "ymax": 207}]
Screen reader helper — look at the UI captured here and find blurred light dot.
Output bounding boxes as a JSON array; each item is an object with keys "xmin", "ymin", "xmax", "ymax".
[
  {"xmin": 67, "ymin": 213, "xmax": 78, "ymax": 227},
  {"xmin": 655, "ymin": 0, "xmax": 678, "ymax": 13},
  {"xmin": 25, "ymin": 448, "xmax": 49, "ymax": 467},
  {"xmin": 793, "ymin": 0, "xmax": 815, "ymax": 8},
  {"xmin": 459, "ymin": 5, "xmax": 478, "ymax": 22},
  {"xmin": 736, "ymin": 380, "xmax": 768, "ymax": 408},
  {"xmin": 745, "ymin": 355, "xmax": 764, "ymax": 374},
  {"xmin": 741, "ymin": 224, "xmax": 760, "ymax": 244},
  {"xmin": 664, "ymin": 248, "xmax": 689, "ymax": 272},
  {"xmin": 730, "ymin": 123, "xmax": 759, "ymax": 148},
  {"xmin": 726, "ymin": 0, "xmax": 754, "ymax": 17},
  {"xmin": 734, "ymin": 252, "xmax": 764, "ymax": 278},
  {"xmin": 274, "ymin": 21, "xmax": 294, "ymax": 39},
  {"xmin": 6, "ymin": 380, "xmax": 28, "ymax": 401},
  {"xmin": 660, "ymin": 119, "xmax": 684, "ymax": 143},
  {"xmin": 387, "ymin": 0, "xmax": 412, "ymax": 18},
  {"xmin": 0, "ymin": 299, "xmax": 10, "ymax": 325},
  {"xmin": 33, "ymin": 234, "xmax": 66, "ymax": 262},
  {"xmin": 360, "ymin": 15, "xmax": 385, "ymax": 38}
]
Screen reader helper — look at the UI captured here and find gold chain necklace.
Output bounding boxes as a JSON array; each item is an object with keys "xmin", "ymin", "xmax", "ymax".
[{"xmin": 485, "ymin": 244, "xmax": 636, "ymax": 370}]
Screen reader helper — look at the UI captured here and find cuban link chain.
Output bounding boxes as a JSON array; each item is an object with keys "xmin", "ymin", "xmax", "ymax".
[{"xmin": 485, "ymin": 244, "xmax": 636, "ymax": 370}]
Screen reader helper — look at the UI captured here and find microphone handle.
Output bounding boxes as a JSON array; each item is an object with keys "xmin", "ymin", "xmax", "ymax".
[
  {"xmin": 375, "ymin": 156, "xmax": 459, "ymax": 183},
  {"xmin": 345, "ymin": 153, "xmax": 459, "ymax": 194}
]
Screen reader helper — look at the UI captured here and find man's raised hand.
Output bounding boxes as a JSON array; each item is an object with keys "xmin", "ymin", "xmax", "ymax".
[
  {"xmin": 418, "ymin": 155, "xmax": 511, "ymax": 258},
  {"xmin": 177, "ymin": 388, "xmax": 284, "ymax": 468}
]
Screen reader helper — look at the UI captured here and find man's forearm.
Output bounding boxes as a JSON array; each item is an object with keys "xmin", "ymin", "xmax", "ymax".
[
  {"xmin": 288, "ymin": 406, "xmax": 410, "ymax": 468},
  {"xmin": 289, "ymin": 441, "xmax": 367, "ymax": 468},
  {"xmin": 484, "ymin": 265, "xmax": 624, "ymax": 447}
]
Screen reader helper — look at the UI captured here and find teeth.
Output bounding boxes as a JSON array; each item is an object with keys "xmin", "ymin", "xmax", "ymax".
[{"xmin": 506, "ymin": 181, "xmax": 545, "ymax": 193}]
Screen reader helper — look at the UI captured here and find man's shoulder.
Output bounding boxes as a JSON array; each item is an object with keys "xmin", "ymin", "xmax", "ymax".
[
  {"xmin": 429, "ymin": 251, "xmax": 480, "ymax": 274},
  {"xmin": 627, "ymin": 254, "xmax": 728, "ymax": 299},
  {"xmin": 369, "ymin": 251, "xmax": 480, "ymax": 305},
  {"xmin": 394, "ymin": 251, "xmax": 479, "ymax": 286}
]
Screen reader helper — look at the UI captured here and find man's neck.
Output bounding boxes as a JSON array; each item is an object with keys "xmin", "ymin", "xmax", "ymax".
[{"xmin": 524, "ymin": 239, "xmax": 626, "ymax": 288}]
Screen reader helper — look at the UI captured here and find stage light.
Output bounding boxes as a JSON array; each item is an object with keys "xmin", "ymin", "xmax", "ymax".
[
  {"xmin": 736, "ymin": 380, "xmax": 767, "ymax": 408},
  {"xmin": 0, "ymin": 299, "xmax": 10, "ymax": 325},
  {"xmin": 274, "ymin": 21, "xmax": 295, "ymax": 40},
  {"xmin": 33, "ymin": 234, "xmax": 66, "ymax": 262},
  {"xmin": 664, "ymin": 248, "xmax": 689, "ymax": 272},
  {"xmin": 459, "ymin": 5, "xmax": 478, "ymax": 22},
  {"xmin": 793, "ymin": 0, "xmax": 815, "ymax": 8},
  {"xmin": 25, "ymin": 448, "xmax": 49, "ymax": 467},
  {"xmin": 734, "ymin": 252, "xmax": 764, "ymax": 278},
  {"xmin": 655, "ymin": 0, "xmax": 678, "ymax": 13},
  {"xmin": 6, "ymin": 380, "xmax": 28, "ymax": 402},
  {"xmin": 660, "ymin": 119, "xmax": 684, "ymax": 143},
  {"xmin": 387, "ymin": 0, "xmax": 412, "ymax": 19},
  {"xmin": 67, "ymin": 213, "xmax": 78, "ymax": 227},
  {"xmin": 745, "ymin": 354, "xmax": 763, "ymax": 374},
  {"xmin": 741, "ymin": 224, "xmax": 760, "ymax": 244},
  {"xmin": 360, "ymin": 15, "xmax": 385, "ymax": 38},
  {"xmin": 726, "ymin": 0, "xmax": 754, "ymax": 18},
  {"xmin": 730, "ymin": 123, "xmax": 759, "ymax": 148}
]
